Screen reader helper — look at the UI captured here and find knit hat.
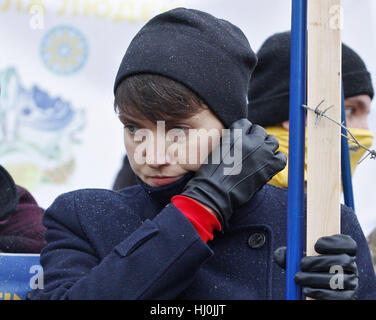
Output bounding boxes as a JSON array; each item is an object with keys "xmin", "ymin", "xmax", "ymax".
[
  {"xmin": 114, "ymin": 7, "xmax": 257, "ymax": 128},
  {"xmin": 248, "ymin": 31, "xmax": 374, "ymax": 127},
  {"xmin": 0, "ymin": 165, "xmax": 18, "ymax": 221}
]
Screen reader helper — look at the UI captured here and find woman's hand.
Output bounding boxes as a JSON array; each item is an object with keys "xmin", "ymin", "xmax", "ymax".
[{"xmin": 181, "ymin": 118, "xmax": 287, "ymax": 230}]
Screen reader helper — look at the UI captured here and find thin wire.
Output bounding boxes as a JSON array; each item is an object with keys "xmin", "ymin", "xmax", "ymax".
[{"xmin": 302, "ymin": 101, "xmax": 376, "ymax": 164}]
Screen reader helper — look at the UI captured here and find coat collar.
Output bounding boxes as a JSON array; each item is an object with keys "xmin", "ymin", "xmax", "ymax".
[{"xmin": 136, "ymin": 171, "xmax": 195, "ymax": 209}]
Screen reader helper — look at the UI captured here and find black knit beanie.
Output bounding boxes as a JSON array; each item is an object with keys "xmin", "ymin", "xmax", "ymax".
[
  {"xmin": 248, "ymin": 31, "xmax": 374, "ymax": 127},
  {"xmin": 114, "ymin": 7, "xmax": 257, "ymax": 128}
]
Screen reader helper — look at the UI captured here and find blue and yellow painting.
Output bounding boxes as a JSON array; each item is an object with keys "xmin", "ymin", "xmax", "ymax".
[{"xmin": 0, "ymin": 67, "xmax": 86, "ymax": 191}]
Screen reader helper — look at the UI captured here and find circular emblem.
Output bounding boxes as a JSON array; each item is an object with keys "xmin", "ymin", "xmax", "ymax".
[{"xmin": 40, "ymin": 26, "xmax": 89, "ymax": 75}]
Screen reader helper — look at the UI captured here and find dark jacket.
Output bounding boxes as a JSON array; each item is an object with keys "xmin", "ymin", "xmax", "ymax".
[
  {"xmin": 31, "ymin": 172, "xmax": 376, "ymax": 300},
  {"xmin": 0, "ymin": 186, "xmax": 46, "ymax": 253}
]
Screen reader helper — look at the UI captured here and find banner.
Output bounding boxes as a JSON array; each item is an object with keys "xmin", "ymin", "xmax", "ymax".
[
  {"xmin": 0, "ymin": 253, "xmax": 42, "ymax": 300},
  {"xmin": 0, "ymin": 0, "xmax": 186, "ymax": 207}
]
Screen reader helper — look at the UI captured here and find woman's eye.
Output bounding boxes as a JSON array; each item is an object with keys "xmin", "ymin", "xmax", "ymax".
[
  {"xmin": 124, "ymin": 124, "xmax": 138, "ymax": 134},
  {"xmin": 167, "ymin": 126, "xmax": 190, "ymax": 142},
  {"xmin": 172, "ymin": 126, "xmax": 189, "ymax": 133}
]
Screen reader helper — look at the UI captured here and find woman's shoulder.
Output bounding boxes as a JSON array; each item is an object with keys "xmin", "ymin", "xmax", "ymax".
[
  {"xmin": 52, "ymin": 184, "xmax": 144, "ymax": 205},
  {"xmin": 44, "ymin": 185, "xmax": 146, "ymax": 227}
]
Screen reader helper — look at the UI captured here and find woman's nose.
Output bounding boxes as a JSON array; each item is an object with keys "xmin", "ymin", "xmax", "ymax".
[{"xmin": 144, "ymin": 134, "xmax": 173, "ymax": 168}]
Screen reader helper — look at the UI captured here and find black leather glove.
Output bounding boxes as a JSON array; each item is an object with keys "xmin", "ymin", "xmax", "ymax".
[
  {"xmin": 181, "ymin": 118, "xmax": 287, "ymax": 230},
  {"xmin": 0, "ymin": 165, "xmax": 18, "ymax": 221},
  {"xmin": 274, "ymin": 234, "xmax": 359, "ymax": 300}
]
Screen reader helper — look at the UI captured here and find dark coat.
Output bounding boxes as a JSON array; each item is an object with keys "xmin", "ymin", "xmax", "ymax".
[
  {"xmin": 0, "ymin": 186, "xmax": 46, "ymax": 253},
  {"xmin": 31, "ymin": 172, "xmax": 376, "ymax": 300}
]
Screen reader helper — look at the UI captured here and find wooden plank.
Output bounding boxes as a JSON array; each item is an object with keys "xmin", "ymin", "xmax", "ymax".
[{"xmin": 306, "ymin": 0, "xmax": 342, "ymax": 258}]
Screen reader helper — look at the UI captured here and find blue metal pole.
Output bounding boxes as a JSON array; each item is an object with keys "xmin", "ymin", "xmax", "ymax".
[
  {"xmin": 341, "ymin": 87, "xmax": 355, "ymax": 211},
  {"xmin": 286, "ymin": 0, "xmax": 307, "ymax": 300}
]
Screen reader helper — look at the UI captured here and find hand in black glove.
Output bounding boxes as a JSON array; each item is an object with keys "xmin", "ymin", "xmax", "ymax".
[
  {"xmin": 274, "ymin": 234, "xmax": 359, "ymax": 300},
  {"xmin": 181, "ymin": 118, "xmax": 287, "ymax": 230},
  {"xmin": 0, "ymin": 165, "xmax": 18, "ymax": 221}
]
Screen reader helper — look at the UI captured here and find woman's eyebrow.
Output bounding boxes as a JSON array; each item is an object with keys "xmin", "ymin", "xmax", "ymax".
[
  {"xmin": 118, "ymin": 114, "xmax": 194, "ymax": 126},
  {"xmin": 118, "ymin": 114, "xmax": 143, "ymax": 124}
]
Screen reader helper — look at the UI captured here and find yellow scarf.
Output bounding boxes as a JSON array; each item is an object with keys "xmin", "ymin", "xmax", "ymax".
[{"xmin": 265, "ymin": 126, "xmax": 374, "ymax": 189}]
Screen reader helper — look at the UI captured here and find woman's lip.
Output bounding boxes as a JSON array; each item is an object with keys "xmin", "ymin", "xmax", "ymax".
[{"xmin": 150, "ymin": 176, "xmax": 182, "ymax": 186}]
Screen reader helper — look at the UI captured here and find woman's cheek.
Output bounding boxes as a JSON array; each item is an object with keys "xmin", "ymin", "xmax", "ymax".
[
  {"xmin": 182, "ymin": 162, "xmax": 202, "ymax": 172},
  {"xmin": 124, "ymin": 134, "xmax": 141, "ymax": 171},
  {"xmin": 183, "ymin": 131, "xmax": 222, "ymax": 168}
]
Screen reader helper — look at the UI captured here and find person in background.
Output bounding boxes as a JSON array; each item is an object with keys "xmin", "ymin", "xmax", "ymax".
[
  {"xmin": 248, "ymin": 31, "xmax": 373, "ymax": 189},
  {"xmin": 247, "ymin": 31, "xmax": 375, "ymax": 273},
  {"xmin": 0, "ymin": 165, "xmax": 46, "ymax": 253}
]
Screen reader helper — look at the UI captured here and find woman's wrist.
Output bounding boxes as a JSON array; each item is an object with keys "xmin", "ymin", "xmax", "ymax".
[
  {"xmin": 171, "ymin": 195, "xmax": 222, "ymax": 242},
  {"xmin": 191, "ymin": 200, "xmax": 219, "ymax": 220}
]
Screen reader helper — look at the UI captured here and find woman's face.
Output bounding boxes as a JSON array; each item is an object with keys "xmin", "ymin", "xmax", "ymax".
[{"xmin": 120, "ymin": 108, "xmax": 225, "ymax": 187}]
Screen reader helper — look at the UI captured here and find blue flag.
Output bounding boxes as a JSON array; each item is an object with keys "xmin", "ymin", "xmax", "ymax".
[{"xmin": 0, "ymin": 254, "xmax": 42, "ymax": 300}]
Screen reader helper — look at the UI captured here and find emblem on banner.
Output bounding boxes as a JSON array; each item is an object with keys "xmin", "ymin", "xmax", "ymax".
[{"xmin": 40, "ymin": 25, "xmax": 89, "ymax": 75}]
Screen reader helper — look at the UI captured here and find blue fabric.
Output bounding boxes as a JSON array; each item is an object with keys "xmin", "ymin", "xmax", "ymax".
[
  {"xmin": 0, "ymin": 254, "xmax": 42, "ymax": 300},
  {"xmin": 30, "ymin": 172, "xmax": 376, "ymax": 300}
]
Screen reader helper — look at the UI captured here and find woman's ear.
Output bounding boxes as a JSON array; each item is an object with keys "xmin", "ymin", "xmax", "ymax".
[{"xmin": 281, "ymin": 120, "xmax": 290, "ymax": 130}]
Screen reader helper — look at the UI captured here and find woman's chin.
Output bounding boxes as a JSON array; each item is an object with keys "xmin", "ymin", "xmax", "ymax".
[{"xmin": 138, "ymin": 173, "xmax": 186, "ymax": 187}]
